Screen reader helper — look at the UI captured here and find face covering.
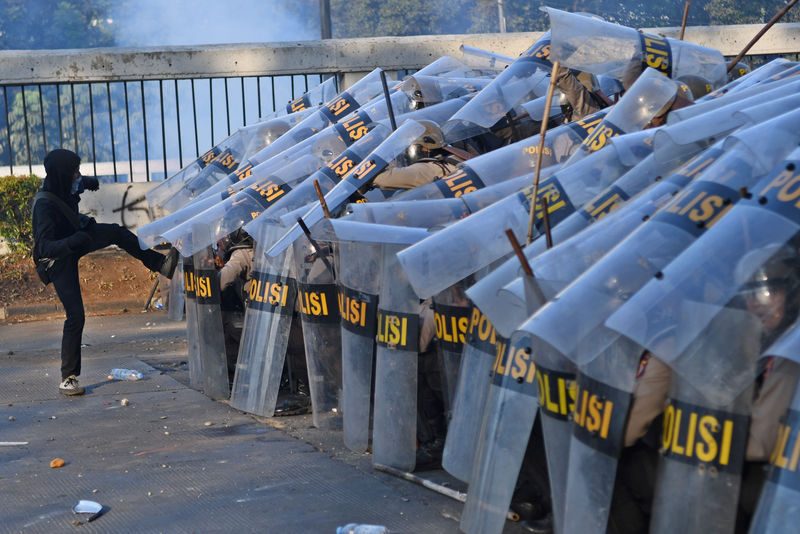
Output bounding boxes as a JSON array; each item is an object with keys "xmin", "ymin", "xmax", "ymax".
[{"xmin": 70, "ymin": 177, "xmax": 81, "ymax": 194}]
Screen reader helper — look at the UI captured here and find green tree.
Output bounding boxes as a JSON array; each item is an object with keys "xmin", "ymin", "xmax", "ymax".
[{"xmin": 0, "ymin": 0, "xmax": 114, "ymax": 50}]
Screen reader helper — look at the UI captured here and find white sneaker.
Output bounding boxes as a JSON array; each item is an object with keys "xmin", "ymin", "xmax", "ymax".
[{"xmin": 59, "ymin": 375, "xmax": 85, "ymax": 396}]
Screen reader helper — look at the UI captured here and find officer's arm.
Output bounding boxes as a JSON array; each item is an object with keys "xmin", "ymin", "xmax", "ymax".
[
  {"xmin": 373, "ymin": 161, "xmax": 449, "ymax": 191},
  {"xmin": 746, "ymin": 358, "xmax": 800, "ymax": 461},
  {"xmin": 623, "ymin": 353, "xmax": 671, "ymax": 447},
  {"xmin": 554, "ymin": 66, "xmax": 604, "ymax": 122},
  {"xmin": 219, "ymin": 249, "xmax": 249, "ymax": 291}
]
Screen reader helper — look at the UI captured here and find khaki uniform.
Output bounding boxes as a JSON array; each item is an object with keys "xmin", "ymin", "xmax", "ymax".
[
  {"xmin": 372, "ymin": 158, "xmax": 458, "ymax": 191},
  {"xmin": 219, "ymin": 247, "xmax": 253, "ymax": 299},
  {"xmin": 747, "ymin": 357, "xmax": 800, "ymax": 461}
]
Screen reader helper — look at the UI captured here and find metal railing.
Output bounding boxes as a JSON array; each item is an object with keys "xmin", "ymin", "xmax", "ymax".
[
  {"xmin": 0, "ymin": 74, "xmax": 328, "ymax": 182},
  {"xmin": 2, "ymin": 24, "xmax": 799, "ymax": 183}
]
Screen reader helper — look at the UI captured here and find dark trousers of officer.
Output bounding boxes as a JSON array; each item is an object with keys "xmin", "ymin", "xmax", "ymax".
[
  {"xmin": 52, "ymin": 223, "xmax": 165, "ymax": 380},
  {"xmin": 417, "ymin": 348, "xmax": 447, "ymax": 444}
]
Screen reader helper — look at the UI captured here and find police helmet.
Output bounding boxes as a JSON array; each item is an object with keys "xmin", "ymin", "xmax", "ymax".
[
  {"xmin": 728, "ymin": 62, "xmax": 751, "ymax": 82},
  {"xmin": 735, "ymin": 244, "xmax": 800, "ymax": 308},
  {"xmin": 405, "ymin": 120, "xmax": 446, "ymax": 164},
  {"xmin": 260, "ymin": 120, "xmax": 292, "ymax": 146},
  {"xmin": 677, "ymin": 74, "xmax": 713, "ymax": 100}
]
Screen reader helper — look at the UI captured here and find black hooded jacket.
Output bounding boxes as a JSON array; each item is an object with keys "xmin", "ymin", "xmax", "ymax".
[{"xmin": 32, "ymin": 149, "xmax": 89, "ymax": 266}]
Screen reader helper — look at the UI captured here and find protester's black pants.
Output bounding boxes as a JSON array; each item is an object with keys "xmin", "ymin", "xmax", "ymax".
[{"xmin": 52, "ymin": 223, "xmax": 164, "ymax": 379}]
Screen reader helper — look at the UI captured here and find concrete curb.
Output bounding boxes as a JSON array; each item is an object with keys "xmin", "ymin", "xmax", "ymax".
[{"xmin": 1, "ymin": 299, "xmax": 149, "ymax": 322}]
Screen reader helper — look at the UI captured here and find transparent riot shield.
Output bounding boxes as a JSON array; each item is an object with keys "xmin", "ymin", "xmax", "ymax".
[
  {"xmin": 373, "ymin": 241, "xmax": 423, "ymax": 471},
  {"xmin": 431, "ymin": 282, "xmax": 471, "ymax": 414},
  {"xmin": 401, "ymin": 75, "xmax": 491, "ymax": 108},
  {"xmin": 182, "ymin": 255, "xmax": 202, "ymax": 389},
  {"xmin": 649, "ymin": 309, "xmax": 760, "ymax": 534},
  {"xmin": 163, "ymin": 153, "xmax": 328, "ymax": 257},
  {"xmin": 336, "ymin": 238, "xmax": 380, "ymax": 452},
  {"xmin": 522, "ymin": 116, "xmax": 800, "ymax": 533},
  {"xmin": 545, "ymin": 6, "xmax": 726, "ymax": 86},
  {"xmin": 441, "ymin": 299, "xmax": 507, "ymax": 483},
  {"xmin": 667, "ymin": 75, "xmax": 800, "ymax": 125},
  {"xmin": 283, "ymin": 76, "xmax": 338, "ymax": 115},
  {"xmin": 293, "ymin": 233, "xmax": 341, "ymax": 430},
  {"xmin": 157, "ymin": 111, "xmax": 313, "ymax": 214},
  {"xmin": 443, "ymin": 32, "xmax": 553, "ymax": 142},
  {"xmin": 652, "ymin": 87, "xmax": 800, "ymax": 164},
  {"xmin": 707, "ymin": 58, "xmax": 799, "ymax": 99},
  {"xmin": 564, "ymin": 67, "xmax": 677, "ymax": 166},
  {"xmin": 398, "ymin": 128, "xmax": 655, "ymax": 299},
  {"xmin": 459, "ymin": 45, "xmax": 514, "ymax": 72},
  {"xmin": 228, "ymin": 224, "xmax": 297, "ymax": 417},
  {"xmin": 489, "ymin": 140, "xmax": 735, "ymax": 338},
  {"xmin": 749, "ymin": 346, "xmax": 800, "ymax": 533},
  {"xmin": 191, "ymin": 245, "xmax": 230, "ymax": 400},
  {"xmin": 167, "ymin": 261, "xmax": 185, "ymax": 322},
  {"xmin": 265, "ymin": 120, "xmax": 429, "ymax": 257},
  {"xmin": 460, "ymin": 331, "xmax": 539, "ymax": 534}
]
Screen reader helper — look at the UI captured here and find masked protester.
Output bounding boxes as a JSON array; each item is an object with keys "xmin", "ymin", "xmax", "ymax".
[{"xmin": 32, "ymin": 149, "xmax": 178, "ymax": 396}]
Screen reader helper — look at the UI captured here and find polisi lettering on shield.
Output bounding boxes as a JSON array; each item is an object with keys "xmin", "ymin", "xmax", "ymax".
[
  {"xmin": 467, "ymin": 305, "xmax": 499, "ymax": 355},
  {"xmin": 335, "ymin": 112, "xmax": 371, "ymax": 145},
  {"xmin": 435, "ymin": 166, "xmax": 486, "ymax": 198},
  {"xmin": 768, "ymin": 408, "xmax": 800, "ymax": 491},
  {"xmin": 338, "ymin": 287, "xmax": 378, "ymax": 336},
  {"xmin": 519, "ymin": 38, "xmax": 552, "ymax": 67},
  {"xmin": 211, "ymin": 148, "xmax": 239, "ymax": 172},
  {"xmin": 433, "ymin": 304, "xmax": 470, "ymax": 351},
  {"xmin": 581, "ymin": 119, "xmax": 624, "ymax": 152},
  {"xmin": 321, "ymin": 92, "xmax": 359, "ymax": 122},
  {"xmin": 298, "ymin": 283, "xmax": 338, "ymax": 322},
  {"xmin": 199, "ymin": 147, "xmax": 222, "ymax": 168},
  {"xmin": 656, "ymin": 180, "xmax": 737, "ymax": 237},
  {"xmin": 232, "ymin": 162, "xmax": 254, "ymax": 183},
  {"xmin": 579, "ymin": 185, "xmax": 629, "ymax": 222},
  {"xmin": 288, "ymin": 94, "xmax": 312, "ymax": 114},
  {"xmin": 491, "ymin": 337, "xmax": 537, "ymax": 395},
  {"xmin": 639, "ymin": 32, "xmax": 672, "ymax": 76},
  {"xmin": 184, "ymin": 268, "xmax": 197, "ymax": 296},
  {"xmin": 753, "ymin": 160, "xmax": 800, "ymax": 225},
  {"xmin": 376, "ymin": 309, "xmax": 419, "ymax": 351},
  {"xmin": 521, "ymin": 177, "xmax": 576, "ymax": 231},
  {"xmin": 325, "ymin": 153, "xmax": 357, "ymax": 182},
  {"xmin": 194, "ymin": 267, "xmax": 221, "ymax": 305},
  {"xmin": 661, "ymin": 399, "xmax": 747, "ymax": 473},
  {"xmin": 568, "ymin": 112, "xmax": 605, "ymax": 140},
  {"xmin": 536, "ymin": 365, "xmax": 577, "ymax": 420},
  {"xmin": 573, "ymin": 374, "xmax": 630, "ymax": 457},
  {"xmin": 249, "ymin": 275, "xmax": 290, "ymax": 306}
]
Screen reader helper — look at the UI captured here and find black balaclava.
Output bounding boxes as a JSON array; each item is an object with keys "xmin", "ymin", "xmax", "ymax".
[{"xmin": 42, "ymin": 149, "xmax": 81, "ymax": 201}]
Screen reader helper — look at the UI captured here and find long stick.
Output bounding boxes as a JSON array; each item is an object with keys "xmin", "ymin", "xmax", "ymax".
[
  {"xmin": 505, "ymin": 229, "xmax": 548, "ymax": 305},
  {"xmin": 144, "ymin": 277, "xmax": 159, "ymax": 310},
  {"xmin": 380, "ymin": 70, "xmax": 397, "ymax": 131},
  {"xmin": 313, "ymin": 179, "xmax": 332, "ymax": 218},
  {"xmin": 727, "ymin": 0, "xmax": 800, "ymax": 73},
  {"xmin": 526, "ymin": 60, "xmax": 559, "ymax": 245},
  {"xmin": 679, "ymin": 2, "xmax": 690, "ymax": 40},
  {"xmin": 541, "ymin": 197, "xmax": 553, "ymax": 249},
  {"xmin": 373, "ymin": 463, "xmax": 520, "ymax": 521}
]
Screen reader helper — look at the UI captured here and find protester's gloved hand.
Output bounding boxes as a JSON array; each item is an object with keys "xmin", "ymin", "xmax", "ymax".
[
  {"xmin": 82, "ymin": 175, "xmax": 100, "ymax": 191},
  {"xmin": 67, "ymin": 231, "xmax": 92, "ymax": 251}
]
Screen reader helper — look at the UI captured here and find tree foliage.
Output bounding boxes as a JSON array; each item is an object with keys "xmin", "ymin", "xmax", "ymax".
[{"xmin": 0, "ymin": 174, "xmax": 40, "ymax": 255}]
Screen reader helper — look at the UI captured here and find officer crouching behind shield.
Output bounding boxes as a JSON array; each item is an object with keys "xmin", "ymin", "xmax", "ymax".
[
  {"xmin": 217, "ymin": 228, "xmax": 254, "ymax": 385},
  {"xmin": 32, "ymin": 149, "xmax": 179, "ymax": 396},
  {"xmin": 610, "ymin": 244, "xmax": 800, "ymax": 533}
]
